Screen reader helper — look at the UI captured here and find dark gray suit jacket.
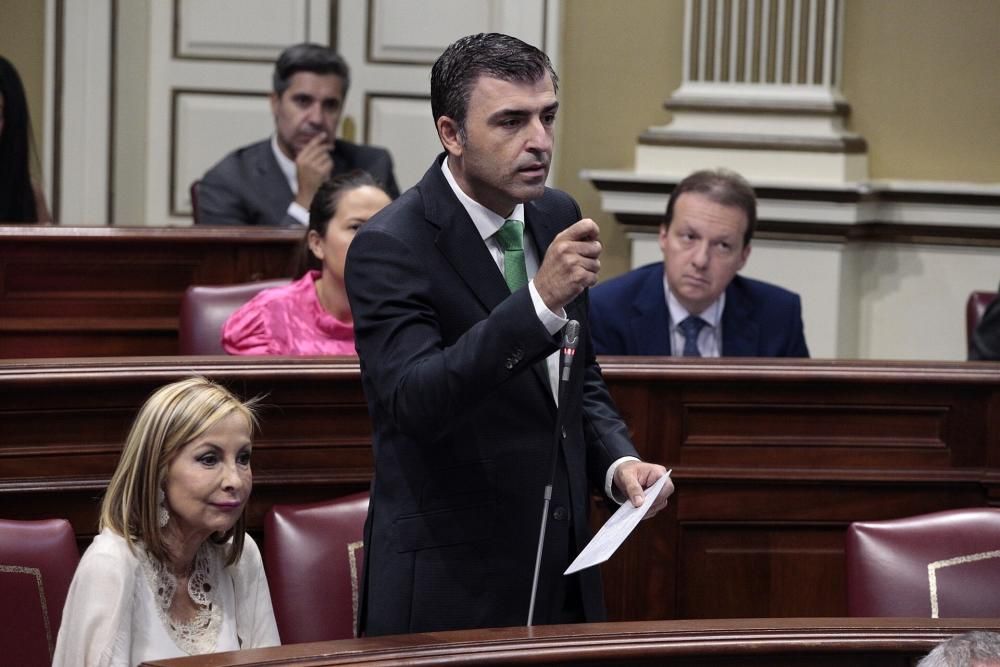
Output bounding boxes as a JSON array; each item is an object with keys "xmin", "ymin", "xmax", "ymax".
[
  {"xmin": 196, "ymin": 138, "xmax": 399, "ymax": 226},
  {"xmin": 345, "ymin": 154, "xmax": 638, "ymax": 635},
  {"xmin": 971, "ymin": 283, "xmax": 1000, "ymax": 360}
]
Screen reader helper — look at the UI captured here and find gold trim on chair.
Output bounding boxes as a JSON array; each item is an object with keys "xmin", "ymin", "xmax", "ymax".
[
  {"xmin": 347, "ymin": 540, "xmax": 364, "ymax": 638},
  {"xmin": 0, "ymin": 564, "xmax": 54, "ymax": 659},
  {"xmin": 927, "ymin": 549, "xmax": 1000, "ymax": 618}
]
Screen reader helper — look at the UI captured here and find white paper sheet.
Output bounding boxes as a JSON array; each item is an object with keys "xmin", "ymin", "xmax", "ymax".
[{"xmin": 564, "ymin": 471, "xmax": 671, "ymax": 575}]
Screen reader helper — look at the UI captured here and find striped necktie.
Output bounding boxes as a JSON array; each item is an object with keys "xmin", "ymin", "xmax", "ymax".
[{"xmin": 678, "ymin": 316, "xmax": 706, "ymax": 357}]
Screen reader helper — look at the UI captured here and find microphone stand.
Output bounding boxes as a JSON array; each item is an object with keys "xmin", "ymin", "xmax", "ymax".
[{"xmin": 527, "ymin": 320, "xmax": 579, "ymax": 627}]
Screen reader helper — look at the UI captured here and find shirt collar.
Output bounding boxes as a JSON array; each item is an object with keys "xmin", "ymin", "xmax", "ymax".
[
  {"xmin": 441, "ymin": 156, "xmax": 525, "ymax": 242},
  {"xmin": 663, "ymin": 270, "xmax": 726, "ymax": 329},
  {"xmin": 271, "ymin": 134, "xmax": 298, "ymax": 194}
]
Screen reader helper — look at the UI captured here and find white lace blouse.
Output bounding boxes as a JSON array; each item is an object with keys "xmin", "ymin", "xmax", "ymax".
[{"xmin": 53, "ymin": 528, "xmax": 280, "ymax": 667}]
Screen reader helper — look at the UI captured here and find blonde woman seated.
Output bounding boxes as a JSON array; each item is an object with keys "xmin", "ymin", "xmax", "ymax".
[
  {"xmin": 222, "ymin": 170, "xmax": 392, "ymax": 355},
  {"xmin": 53, "ymin": 377, "xmax": 279, "ymax": 666}
]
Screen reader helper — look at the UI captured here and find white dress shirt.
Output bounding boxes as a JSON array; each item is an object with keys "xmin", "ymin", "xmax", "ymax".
[
  {"xmin": 271, "ymin": 135, "xmax": 310, "ymax": 225},
  {"xmin": 664, "ymin": 273, "xmax": 725, "ymax": 357}
]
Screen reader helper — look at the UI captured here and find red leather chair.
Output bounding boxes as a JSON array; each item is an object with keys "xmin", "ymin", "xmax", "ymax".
[
  {"xmin": 0, "ymin": 518, "xmax": 80, "ymax": 667},
  {"xmin": 264, "ymin": 492, "xmax": 369, "ymax": 642},
  {"xmin": 966, "ymin": 291, "xmax": 998, "ymax": 357},
  {"xmin": 178, "ymin": 279, "xmax": 290, "ymax": 354},
  {"xmin": 845, "ymin": 508, "xmax": 1000, "ymax": 618}
]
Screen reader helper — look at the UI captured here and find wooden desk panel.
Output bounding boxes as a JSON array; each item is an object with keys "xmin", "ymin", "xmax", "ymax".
[
  {"xmin": 141, "ymin": 619, "xmax": 1000, "ymax": 666},
  {"xmin": 596, "ymin": 358, "xmax": 1000, "ymax": 621},
  {"xmin": 0, "ymin": 225, "xmax": 302, "ymax": 358},
  {"xmin": 1, "ymin": 357, "xmax": 998, "ymax": 621}
]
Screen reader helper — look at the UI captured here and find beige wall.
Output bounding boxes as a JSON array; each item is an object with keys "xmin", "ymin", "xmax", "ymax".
[
  {"xmin": 0, "ymin": 0, "xmax": 47, "ymax": 178},
  {"xmin": 556, "ymin": 0, "xmax": 683, "ymax": 278},
  {"xmin": 842, "ymin": 0, "xmax": 1000, "ymax": 183},
  {"xmin": 556, "ymin": 0, "xmax": 1000, "ymax": 276}
]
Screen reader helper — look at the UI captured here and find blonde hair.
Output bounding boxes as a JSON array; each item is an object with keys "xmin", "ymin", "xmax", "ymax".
[{"xmin": 100, "ymin": 377, "xmax": 260, "ymax": 566}]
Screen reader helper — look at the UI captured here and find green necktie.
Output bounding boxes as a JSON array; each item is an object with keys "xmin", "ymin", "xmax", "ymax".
[{"xmin": 494, "ymin": 219, "xmax": 529, "ymax": 292}]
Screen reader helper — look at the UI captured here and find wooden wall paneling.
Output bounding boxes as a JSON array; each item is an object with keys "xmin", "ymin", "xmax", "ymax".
[
  {"xmin": 596, "ymin": 358, "xmax": 1000, "ymax": 621},
  {"xmin": 2, "ymin": 357, "xmax": 999, "ymax": 622},
  {"xmin": 0, "ymin": 226, "xmax": 302, "ymax": 358}
]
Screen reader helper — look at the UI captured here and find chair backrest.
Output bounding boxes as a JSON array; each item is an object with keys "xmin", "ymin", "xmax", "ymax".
[
  {"xmin": 0, "ymin": 518, "xmax": 80, "ymax": 667},
  {"xmin": 845, "ymin": 508, "xmax": 1000, "ymax": 618},
  {"xmin": 264, "ymin": 492, "xmax": 369, "ymax": 643},
  {"xmin": 178, "ymin": 279, "xmax": 290, "ymax": 354},
  {"xmin": 966, "ymin": 291, "xmax": 998, "ymax": 357}
]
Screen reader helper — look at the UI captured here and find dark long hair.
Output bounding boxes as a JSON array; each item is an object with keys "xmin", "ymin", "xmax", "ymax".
[
  {"xmin": 0, "ymin": 56, "xmax": 39, "ymax": 222},
  {"xmin": 293, "ymin": 170, "xmax": 384, "ymax": 276}
]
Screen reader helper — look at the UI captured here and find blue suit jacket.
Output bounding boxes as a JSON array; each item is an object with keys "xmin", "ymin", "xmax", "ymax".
[
  {"xmin": 345, "ymin": 154, "xmax": 637, "ymax": 635},
  {"xmin": 589, "ymin": 263, "xmax": 809, "ymax": 357}
]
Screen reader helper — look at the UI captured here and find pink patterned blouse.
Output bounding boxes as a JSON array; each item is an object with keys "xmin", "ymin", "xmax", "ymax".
[{"xmin": 222, "ymin": 271, "xmax": 356, "ymax": 355}]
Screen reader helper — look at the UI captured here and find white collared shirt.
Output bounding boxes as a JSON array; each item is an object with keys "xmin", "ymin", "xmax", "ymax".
[
  {"xmin": 270, "ymin": 135, "xmax": 310, "ymax": 226},
  {"xmin": 663, "ymin": 272, "xmax": 725, "ymax": 357},
  {"xmin": 441, "ymin": 157, "xmax": 635, "ymax": 501}
]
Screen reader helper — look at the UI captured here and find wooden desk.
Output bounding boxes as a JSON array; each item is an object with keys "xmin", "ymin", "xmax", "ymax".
[
  {"xmin": 0, "ymin": 225, "xmax": 301, "ymax": 358},
  {"xmin": 141, "ymin": 618, "xmax": 1000, "ymax": 666},
  {"xmin": 2, "ymin": 357, "xmax": 998, "ymax": 621}
]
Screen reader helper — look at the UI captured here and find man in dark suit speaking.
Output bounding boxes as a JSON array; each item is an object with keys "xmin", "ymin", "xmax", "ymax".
[
  {"xmin": 345, "ymin": 33, "xmax": 673, "ymax": 635},
  {"xmin": 197, "ymin": 43, "xmax": 399, "ymax": 227},
  {"xmin": 590, "ymin": 169, "xmax": 809, "ymax": 357}
]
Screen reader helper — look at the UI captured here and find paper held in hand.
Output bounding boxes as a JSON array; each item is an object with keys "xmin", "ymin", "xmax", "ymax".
[{"xmin": 564, "ymin": 471, "xmax": 672, "ymax": 575}]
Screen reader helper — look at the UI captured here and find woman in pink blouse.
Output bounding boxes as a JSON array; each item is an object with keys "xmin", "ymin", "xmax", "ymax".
[{"xmin": 222, "ymin": 171, "xmax": 392, "ymax": 355}]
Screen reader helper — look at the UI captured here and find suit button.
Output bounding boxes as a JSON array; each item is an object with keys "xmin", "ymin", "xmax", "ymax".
[
  {"xmin": 561, "ymin": 426, "xmax": 567, "ymax": 440},
  {"xmin": 552, "ymin": 506, "xmax": 569, "ymax": 521}
]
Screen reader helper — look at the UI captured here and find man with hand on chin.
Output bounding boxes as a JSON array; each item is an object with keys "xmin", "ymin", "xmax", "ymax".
[
  {"xmin": 198, "ymin": 43, "xmax": 398, "ymax": 227},
  {"xmin": 345, "ymin": 32, "xmax": 672, "ymax": 636}
]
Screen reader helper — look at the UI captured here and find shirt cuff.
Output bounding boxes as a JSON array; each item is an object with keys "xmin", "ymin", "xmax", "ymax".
[
  {"xmin": 528, "ymin": 279, "xmax": 567, "ymax": 335},
  {"xmin": 605, "ymin": 455, "xmax": 641, "ymax": 503},
  {"xmin": 287, "ymin": 201, "xmax": 310, "ymax": 226}
]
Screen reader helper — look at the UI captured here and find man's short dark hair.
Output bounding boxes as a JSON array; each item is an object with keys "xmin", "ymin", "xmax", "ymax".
[
  {"xmin": 430, "ymin": 32, "xmax": 558, "ymax": 134},
  {"xmin": 664, "ymin": 169, "xmax": 758, "ymax": 247},
  {"xmin": 273, "ymin": 43, "xmax": 350, "ymax": 96}
]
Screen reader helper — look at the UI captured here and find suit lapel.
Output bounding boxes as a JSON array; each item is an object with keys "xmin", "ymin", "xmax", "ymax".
[
  {"xmin": 629, "ymin": 267, "xmax": 672, "ymax": 355},
  {"xmin": 254, "ymin": 141, "xmax": 295, "ymax": 224},
  {"xmin": 421, "ymin": 157, "xmax": 516, "ymax": 315},
  {"xmin": 721, "ymin": 277, "xmax": 759, "ymax": 356}
]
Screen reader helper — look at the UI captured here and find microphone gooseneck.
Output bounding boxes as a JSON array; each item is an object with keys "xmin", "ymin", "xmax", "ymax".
[{"xmin": 528, "ymin": 319, "xmax": 581, "ymax": 627}]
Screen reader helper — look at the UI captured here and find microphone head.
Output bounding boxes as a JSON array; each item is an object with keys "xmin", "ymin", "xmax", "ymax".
[{"xmin": 562, "ymin": 320, "xmax": 581, "ymax": 350}]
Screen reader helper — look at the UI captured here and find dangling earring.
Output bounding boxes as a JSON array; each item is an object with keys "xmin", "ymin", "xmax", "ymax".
[{"xmin": 157, "ymin": 488, "xmax": 170, "ymax": 528}]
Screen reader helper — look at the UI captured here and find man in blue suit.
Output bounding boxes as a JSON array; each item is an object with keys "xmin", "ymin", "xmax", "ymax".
[{"xmin": 590, "ymin": 169, "xmax": 809, "ymax": 357}]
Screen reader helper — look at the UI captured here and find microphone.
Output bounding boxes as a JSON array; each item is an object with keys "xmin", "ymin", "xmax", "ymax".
[
  {"xmin": 528, "ymin": 319, "xmax": 581, "ymax": 627},
  {"xmin": 559, "ymin": 319, "xmax": 581, "ymax": 384}
]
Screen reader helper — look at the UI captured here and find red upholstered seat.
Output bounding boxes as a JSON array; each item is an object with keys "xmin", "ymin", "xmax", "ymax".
[
  {"xmin": 845, "ymin": 508, "xmax": 1000, "ymax": 618},
  {"xmin": 0, "ymin": 518, "xmax": 80, "ymax": 667},
  {"xmin": 966, "ymin": 291, "xmax": 998, "ymax": 357},
  {"xmin": 178, "ymin": 279, "xmax": 290, "ymax": 354},
  {"xmin": 263, "ymin": 492, "xmax": 369, "ymax": 642}
]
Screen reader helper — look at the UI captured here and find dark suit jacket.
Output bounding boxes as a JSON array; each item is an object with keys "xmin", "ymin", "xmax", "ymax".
[
  {"xmin": 344, "ymin": 154, "xmax": 639, "ymax": 635},
  {"xmin": 589, "ymin": 262, "xmax": 809, "ymax": 357},
  {"xmin": 971, "ymin": 284, "xmax": 1000, "ymax": 361},
  {"xmin": 196, "ymin": 138, "xmax": 400, "ymax": 226}
]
